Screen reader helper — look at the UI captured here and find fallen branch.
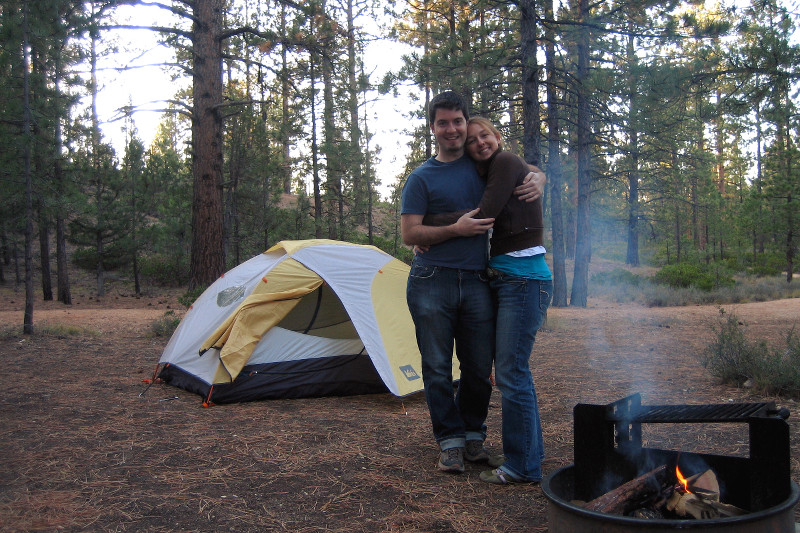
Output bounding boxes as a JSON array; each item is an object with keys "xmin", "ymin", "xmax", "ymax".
[{"xmin": 584, "ymin": 465, "xmax": 669, "ymax": 515}]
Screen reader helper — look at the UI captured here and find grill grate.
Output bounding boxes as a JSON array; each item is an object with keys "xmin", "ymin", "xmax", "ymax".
[{"xmin": 620, "ymin": 402, "xmax": 774, "ymax": 423}]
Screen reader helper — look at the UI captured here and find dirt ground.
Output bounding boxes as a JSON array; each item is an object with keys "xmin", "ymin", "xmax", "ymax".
[{"xmin": 0, "ymin": 277, "xmax": 798, "ymax": 532}]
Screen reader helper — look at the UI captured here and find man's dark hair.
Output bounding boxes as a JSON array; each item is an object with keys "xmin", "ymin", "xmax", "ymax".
[{"xmin": 428, "ymin": 91, "xmax": 469, "ymax": 125}]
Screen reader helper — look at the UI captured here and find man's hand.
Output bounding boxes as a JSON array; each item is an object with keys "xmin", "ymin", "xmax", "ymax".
[
  {"xmin": 514, "ymin": 165, "xmax": 546, "ymax": 202},
  {"xmin": 402, "ymin": 210, "xmax": 493, "ymax": 246},
  {"xmin": 452, "ymin": 208, "xmax": 494, "ymax": 236}
]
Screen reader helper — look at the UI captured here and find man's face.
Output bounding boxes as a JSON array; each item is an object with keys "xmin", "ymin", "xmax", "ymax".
[{"xmin": 431, "ymin": 108, "xmax": 467, "ymax": 161}]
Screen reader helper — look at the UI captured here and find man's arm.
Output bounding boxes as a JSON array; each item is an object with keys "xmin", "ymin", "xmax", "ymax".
[
  {"xmin": 401, "ymin": 210, "xmax": 494, "ymax": 246},
  {"xmin": 422, "ymin": 209, "xmax": 470, "ymax": 227},
  {"xmin": 514, "ymin": 166, "xmax": 547, "ymax": 201},
  {"xmin": 423, "ymin": 163, "xmax": 547, "ymax": 226}
]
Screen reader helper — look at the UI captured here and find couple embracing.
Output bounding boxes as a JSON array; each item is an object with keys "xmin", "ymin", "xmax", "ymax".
[{"xmin": 401, "ymin": 91, "xmax": 552, "ymax": 485}]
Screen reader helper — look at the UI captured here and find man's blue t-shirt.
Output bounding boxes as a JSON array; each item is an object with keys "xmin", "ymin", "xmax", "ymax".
[{"xmin": 401, "ymin": 155, "xmax": 488, "ymax": 270}]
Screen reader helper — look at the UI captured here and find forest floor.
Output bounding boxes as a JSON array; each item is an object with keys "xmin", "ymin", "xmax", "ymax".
[{"xmin": 0, "ymin": 265, "xmax": 799, "ymax": 532}]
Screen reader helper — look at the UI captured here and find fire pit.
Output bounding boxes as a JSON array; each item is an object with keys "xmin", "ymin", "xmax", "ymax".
[{"xmin": 542, "ymin": 394, "xmax": 799, "ymax": 532}]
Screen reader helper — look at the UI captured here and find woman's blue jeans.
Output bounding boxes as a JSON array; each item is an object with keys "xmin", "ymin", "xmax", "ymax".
[
  {"xmin": 490, "ymin": 274, "xmax": 552, "ymax": 481},
  {"xmin": 406, "ymin": 262, "xmax": 495, "ymax": 450}
]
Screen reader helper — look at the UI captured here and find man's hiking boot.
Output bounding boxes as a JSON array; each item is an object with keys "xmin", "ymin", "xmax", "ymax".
[
  {"xmin": 437, "ymin": 447, "xmax": 465, "ymax": 473},
  {"xmin": 465, "ymin": 440, "xmax": 505, "ymax": 467}
]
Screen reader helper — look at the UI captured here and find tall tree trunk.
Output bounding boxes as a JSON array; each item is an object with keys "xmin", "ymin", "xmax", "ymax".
[
  {"xmin": 544, "ymin": 0, "xmax": 567, "ymax": 307},
  {"xmin": 786, "ymin": 192, "xmax": 794, "ymax": 283},
  {"xmin": 624, "ymin": 30, "xmax": 639, "ymax": 267},
  {"xmin": 715, "ymin": 88, "xmax": 725, "ymax": 194},
  {"xmin": 53, "ymin": 54, "xmax": 71, "ymax": 305},
  {"xmin": 626, "ymin": 164, "xmax": 640, "ymax": 266},
  {"xmin": 520, "ymin": 0, "xmax": 540, "ymax": 166},
  {"xmin": 38, "ymin": 211, "xmax": 53, "ymax": 300},
  {"xmin": 321, "ymin": 40, "xmax": 341, "ymax": 239},
  {"xmin": 309, "ymin": 44, "xmax": 323, "ymax": 239},
  {"xmin": 30, "ymin": 47, "xmax": 53, "ymax": 301},
  {"xmin": 673, "ymin": 150, "xmax": 682, "ymax": 264},
  {"xmin": 126, "ymin": 130, "xmax": 141, "ymax": 297},
  {"xmin": 363, "ymin": 99, "xmax": 374, "ymax": 244},
  {"xmin": 280, "ymin": 3, "xmax": 292, "ymax": 194},
  {"xmin": 570, "ymin": 0, "xmax": 591, "ymax": 307},
  {"xmin": 89, "ymin": 22, "xmax": 105, "ymax": 298},
  {"xmin": 189, "ymin": 0, "xmax": 226, "ymax": 289},
  {"xmin": 346, "ymin": 0, "xmax": 365, "ymax": 224},
  {"xmin": 777, "ymin": 96, "xmax": 794, "ymax": 282},
  {"xmin": 22, "ymin": 2, "xmax": 35, "ymax": 334},
  {"xmin": 754, "ymin": 99, "xmax": 765, "ymax": 254},
  {"xmin": 423, "ymin": 0, "xmax": 432, "ymax": 160}
]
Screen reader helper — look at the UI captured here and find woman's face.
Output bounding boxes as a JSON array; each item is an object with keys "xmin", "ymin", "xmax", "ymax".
[{"xmin": 465, "ymin": 122, "xmax": 500, "ymax": 162}]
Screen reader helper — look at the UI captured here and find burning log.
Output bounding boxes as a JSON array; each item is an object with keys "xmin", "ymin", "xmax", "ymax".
[{"xmin": 583, "ymin": 465, "xmax": 670, "ymax": 515}]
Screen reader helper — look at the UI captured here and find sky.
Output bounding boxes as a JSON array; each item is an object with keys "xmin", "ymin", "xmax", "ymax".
[{"xmin": 95, "ymin": 4, "xmax": 415, "ymax": 200}]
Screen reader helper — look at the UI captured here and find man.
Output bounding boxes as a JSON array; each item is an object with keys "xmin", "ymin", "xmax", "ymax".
[{"xmin": 401, "ymin": 91, "xmax": 545, "ymax": 473}]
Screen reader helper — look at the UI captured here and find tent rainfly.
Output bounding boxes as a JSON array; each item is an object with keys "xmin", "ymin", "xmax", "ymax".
[{"xmin": 157, "ymin": 240, "xmax": 453, "ymax": 404}]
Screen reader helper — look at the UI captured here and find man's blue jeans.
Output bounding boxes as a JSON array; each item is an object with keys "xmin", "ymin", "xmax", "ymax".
[
  {"xmin": 490, "ymin": 274, "xmax": 552, "ymax": 481},
  {"xmin": 407, "ymin": 261, "xmax": 495, "ymax": 450}
]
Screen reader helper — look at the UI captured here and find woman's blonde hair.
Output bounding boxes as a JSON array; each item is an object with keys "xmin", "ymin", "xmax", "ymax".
[{"xmin": 468, "ymin": 117, "xmax": 504, "ymax": 149}]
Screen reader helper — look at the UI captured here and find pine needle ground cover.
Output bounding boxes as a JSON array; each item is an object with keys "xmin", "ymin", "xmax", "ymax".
[{"xmin": 0, "ymin": 285, "xmax": 798, "ymax": 532}]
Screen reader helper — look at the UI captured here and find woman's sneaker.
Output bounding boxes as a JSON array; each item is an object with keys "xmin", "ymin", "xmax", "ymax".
[
  {"xmin": 479, "ymin": 468, "xmax": 539, "ymax": 485},
  {"xmin": 437, "ymin": 447, "xmax": 465, "ymax": 473}
]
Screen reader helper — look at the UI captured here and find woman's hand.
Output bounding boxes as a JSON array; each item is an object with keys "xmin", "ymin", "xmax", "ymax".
[{"xmin": 514, "ymin": 166, "xmax": 546, "ymax": 202}]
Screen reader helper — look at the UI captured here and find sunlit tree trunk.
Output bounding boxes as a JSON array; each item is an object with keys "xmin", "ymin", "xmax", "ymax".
[{"xmin": 189, "ymin": 0, "xmax": 226, "ymax": 289}]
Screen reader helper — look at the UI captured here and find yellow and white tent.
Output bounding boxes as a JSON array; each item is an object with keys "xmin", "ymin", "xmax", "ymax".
[{"xmin": 158, "ymin": 240, "xmax": 441, "ymax": 404}]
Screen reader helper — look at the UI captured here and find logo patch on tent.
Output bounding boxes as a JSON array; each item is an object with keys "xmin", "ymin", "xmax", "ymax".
[
  {"xmin": 400, "ymin": 365, "xmax": 420, "ymax": 381},
  {"xmin": 217, "ymin": 285, "xmax": 246, "ymax": 307}
]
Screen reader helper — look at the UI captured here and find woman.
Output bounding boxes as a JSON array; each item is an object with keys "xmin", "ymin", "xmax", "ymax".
[{"xmin": 424, "ymin": 117, "xmax": 552, "ymax": 484}]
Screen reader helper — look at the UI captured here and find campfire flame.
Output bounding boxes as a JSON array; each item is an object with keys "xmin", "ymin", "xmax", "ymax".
[{"xmin": 676, "ymin": 466, "xmax": 691, "ymax": 493}]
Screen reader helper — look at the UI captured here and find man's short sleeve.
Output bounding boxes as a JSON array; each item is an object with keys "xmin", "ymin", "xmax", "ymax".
[{"xmin": 401, "ymin": 172, "xmax": 427, "ymax": 215}]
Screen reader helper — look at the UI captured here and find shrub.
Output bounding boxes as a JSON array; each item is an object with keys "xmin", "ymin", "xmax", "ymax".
[
  {"xmin": 139, "ymin": 254, "xmax": 190, "ymax": 287},
  {"xmin": 653, "ymin": 263, "xmax": 704, "ymax": 288},
  {"xmin": 746, "ymin": 264, "xmax": 782, "ymax": 277},
  {"xmin": 701, "ymin": 309, "xmax": 762, "ymax": 384},
  {"xmin": 701, "ymin": 309, "xmax": 800, "ymax": 398},
  {"xmin": 652, "ymin": 263, "xmax": 734, "ymax": 292},
  {"xmin": 753, "ymin": 329, "xmax": 800, "ymax": 397},
  {"xmin": 71, "ymin": 245, "xmax": 130, "ymax": 272},
  {"xmin": 151, "ymin": 310, "xmax": 181, "ymax": 337}
]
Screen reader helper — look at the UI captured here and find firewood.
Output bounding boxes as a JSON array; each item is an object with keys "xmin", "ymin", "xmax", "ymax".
[
  {"xmin": 708, "ymin": 500, "xmax": 748, "ymax": 517},
  {"xmin": 583, "ymin": 465, "xmax": 669, "ymax": 515},
  {"xmin": 688, "ymin": 469, "xmax": 720, "ymax": 498},
  {"xmin": 632, "ymin": 507, "xmax": 664, "ymax": 519},
  {"xmin": 667, "ymin": 492, "xmax": 720, "ymax": 520}
]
